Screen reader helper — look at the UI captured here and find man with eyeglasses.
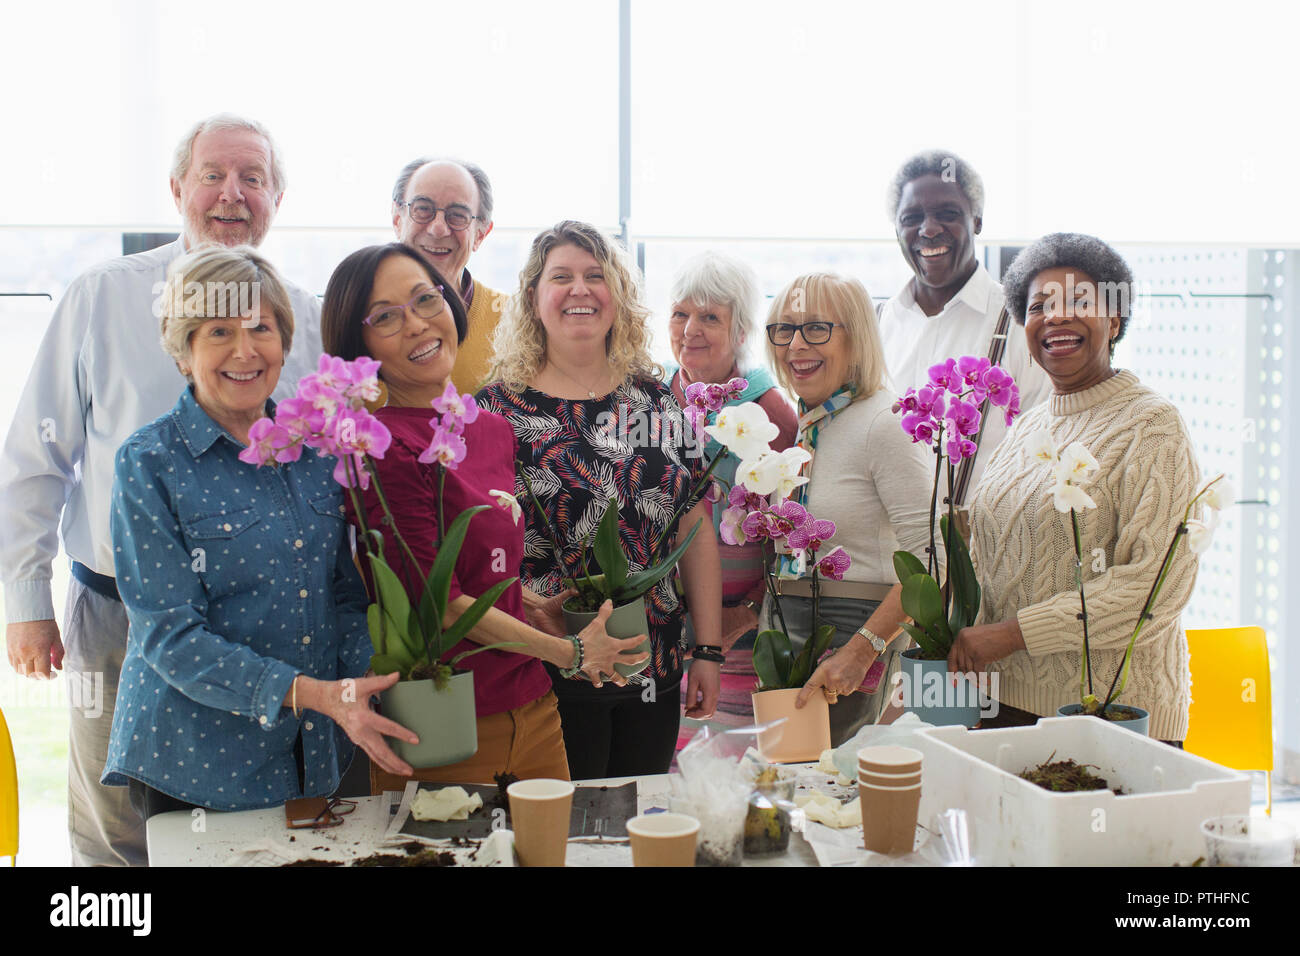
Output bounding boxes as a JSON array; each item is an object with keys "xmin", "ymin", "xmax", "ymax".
[
  {"xmin": 877, "ymin": 150, "xmax": 1048, "ymax": 500},
  {"xmin": 391, "ymin": 158, "xmax": 503, "ymax": 393},
  {"xmin": 0, "ymin": 113, "xmax": 322, "ymax": 866}
]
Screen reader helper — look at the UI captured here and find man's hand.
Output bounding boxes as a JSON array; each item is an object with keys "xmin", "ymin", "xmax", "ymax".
[{"xmin": 7, "ymin": 619, "xmax": 64, "ymax": 679}]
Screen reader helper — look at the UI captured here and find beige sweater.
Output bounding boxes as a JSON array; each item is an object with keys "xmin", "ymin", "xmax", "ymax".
[{"xmin": 969, "ymin": 371, "xmax": 1201, "ymax": 741}]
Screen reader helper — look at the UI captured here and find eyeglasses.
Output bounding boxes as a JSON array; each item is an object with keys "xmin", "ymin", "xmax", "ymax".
[
  {"xmin": 765, "ymin": 321, "xmax": 838, "ymax": 346},
  {"xmin": 396, "ymin": 198, "xmax": 479, "ymax": 231},
  {"xmin": 363, "ymin": 286, "xmax": 447, "ymax": 337}
]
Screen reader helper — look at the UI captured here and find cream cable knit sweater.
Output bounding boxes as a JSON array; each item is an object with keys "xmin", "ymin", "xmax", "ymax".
[{"xmin": 969, "ymin": 370, "xmax": 1200, "ymax": 741}]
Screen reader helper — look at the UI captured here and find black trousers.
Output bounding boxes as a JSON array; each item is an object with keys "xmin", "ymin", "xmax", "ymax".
[{"xmin": 556, "ymin": 682, "xmax": 682, "ymax": 780}]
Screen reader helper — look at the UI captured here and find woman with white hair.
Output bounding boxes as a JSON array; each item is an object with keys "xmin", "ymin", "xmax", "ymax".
[
  {"xmin": 665, "ymin": 252, "xmax": 797, "ymax": 731},
  {"xmin": 103, "ymin": 245, "xmax": 416, "ymax": 820}
]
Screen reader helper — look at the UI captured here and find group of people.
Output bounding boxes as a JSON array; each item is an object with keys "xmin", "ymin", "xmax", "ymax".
[{"xmin": 1, "ymin": 113, "xmax": 1204, "ymax": 868}]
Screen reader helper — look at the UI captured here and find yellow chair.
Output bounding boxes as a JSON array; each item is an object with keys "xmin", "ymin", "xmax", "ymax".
[
  {"xmin": 1185, "ymin": 627, "xmax": 1273, "ymax": 816},
  {"xmin": 0, "ymin": 704, "xmax": 16, "ymax": 864}
]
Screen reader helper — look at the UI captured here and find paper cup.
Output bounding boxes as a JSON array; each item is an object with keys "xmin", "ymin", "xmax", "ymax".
[
  {"xmin": 507, "ymin": 778, "xmax": 574, "ymax": 867},
  {"xmin": 857, "ymin": 744, "xmax": 923, "ymax": 775},
  {"xmin": 626, "ymin": 813, "xmax": 700, "ymax": 867},
  {"xmin": 859, "ymin": 769, "xmax": 922, "ymax": 788},
  {"xmin": 859, "ymin": 779, "xmax": 921, "ymax": 855}
]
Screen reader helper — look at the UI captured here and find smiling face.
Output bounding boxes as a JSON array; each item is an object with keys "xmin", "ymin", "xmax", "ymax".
[
  {"xmin": 532, "ymin": 243, "xmax": 614, "ymax": 357},
  {"xmin": 361, "ymin": 253, "xmax": 459, "ymax": 407},
  {"xmin": 1024, "ymin": 266, "xmax": 1121, "ymax": 394},
  {"xmin": 172, "ymin": 128, "xmax": 281, "ymax": 249},
  {"xmin": 669, "ymin": 299, "xmax": 736, "ymax": 383},
  {"xmin": 775, "ymin": 293, "xmax": 849, "ymax": 408},
  {"xmin": 894, "ymin": 173, "xmax": 981, "ymax": 301},
  {"xmin": 187, "ymin": 307, "xmax": 282, "ymax": 435},
  {"xmin": 392, "ymin": 161, "xmax": 491, "ymax": 291}
]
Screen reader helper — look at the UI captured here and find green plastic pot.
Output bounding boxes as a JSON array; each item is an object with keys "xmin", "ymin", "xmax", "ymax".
[
  {"xmin": 379, "ymin": 671, "xmax": 478, "ymax": 769},
  {"xmin": 562, "ymin": 586, "xmax": 652, "ymax": 680}
]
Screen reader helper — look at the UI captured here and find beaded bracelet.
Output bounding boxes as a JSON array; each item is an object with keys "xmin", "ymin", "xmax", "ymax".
[
  {"xmin": 692, "ymin": 645, "xmax": 725, "ymax": 663},
  {"xmin": 558, "ymin": 634, "xmax": 585, "ymax": 678}
]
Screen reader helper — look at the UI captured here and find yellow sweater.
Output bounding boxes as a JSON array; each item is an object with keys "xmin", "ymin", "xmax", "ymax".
[{"xmin": 452, "ymin": 279, "xmax": 507, "ymax": 395}]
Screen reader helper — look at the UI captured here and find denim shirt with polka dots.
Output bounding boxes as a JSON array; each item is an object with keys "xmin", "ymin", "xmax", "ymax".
[{"xmin": 103, "ymin": 387, "xmax": 372, "ymax": 810}]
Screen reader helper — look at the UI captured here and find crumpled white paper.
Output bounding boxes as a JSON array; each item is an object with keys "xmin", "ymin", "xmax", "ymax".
[
  {"xmin": 795, "ymin": 791, "xmax": 862, "ymax": 828},
  {"xmin": 410, "ymin": 786, "xmax": 483, "ymax": 822}
]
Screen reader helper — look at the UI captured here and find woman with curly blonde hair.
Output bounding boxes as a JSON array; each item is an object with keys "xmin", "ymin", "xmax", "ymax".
[{"xmin": 478, "ymin": 221, "xmax": 722, "ymax": 778}]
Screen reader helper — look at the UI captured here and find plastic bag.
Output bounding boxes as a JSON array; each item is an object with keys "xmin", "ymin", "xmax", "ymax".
[{"xmin": 829, "ymin": 711, "xmax": 936, "ymax": 783}]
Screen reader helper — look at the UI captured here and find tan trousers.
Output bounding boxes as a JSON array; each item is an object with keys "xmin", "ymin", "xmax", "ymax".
[{"xmin": 370, "ymin": 690, "xmax": 570, "ymax": 793}]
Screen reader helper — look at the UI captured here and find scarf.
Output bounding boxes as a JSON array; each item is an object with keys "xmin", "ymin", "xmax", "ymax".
[{"xmin": 777, "ymin": 383, "xmax": 857, "ymax": 578}]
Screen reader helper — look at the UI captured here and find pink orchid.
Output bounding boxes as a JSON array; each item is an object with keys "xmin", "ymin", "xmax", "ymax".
[
  {"xmin": 740, "ymin": 510, "xmax": 772, "ymax": 543},
  {"xmin": 334, "ymin": 409, "xmax": 392, "ymax": 459},
  {"xmin": 725, "ymin": 377, "xmax": 749, "ymax": 398},
  {"xmin": 704, "ymin": 479, "xmax": 724, "ymax": 504},
  {"xmin": 928, "ymin": 358, "xmax": 962, "ymax": 395},
  {"xmin": 901, "ymin": 411, "xmax": 936, "ymax": 444},
  {"xmin": 332, "ymin": 452, "xmax": 371, "ymax": 490},
  {"xmin": 980, "ymin": 365, "xmax": 1016, "ymax": 408},
  {"xmin": 787, "ymin": 516, "xmax": 836, "ymax": 552},
  {"xmin": 728, "ymin": 484, "xmax": 767, "ymax": 513},
  {"xmin": 1003, "ymin": 388, "xmax": 1022, "ymax": 428},
  {"xmin": 274, "ymin": 396, "xmax": 326, "ymax": 441},
  {"xmin": 945, "ymin": 434, "xmax": 978, "ymax": 464},
  {"xmin": 765, "ymin": 500, "xmax": 810, "ymax": 540},
  {"xmin": 945, "ymin": 397, "xmax": 982, "ymax": 437},
  {"xmin": 816, "ymin": 546, "xmax": 851, "ymax": 580},
  {"xmin": 239, "ymin": 417, "xmax": 281, "ymax": 466},
  {"xmin": 956, "ymin": 355, "xmax": 991, "ymax": 388},
  {"xmin": 431, "ymin": 382, "xmax": 480, "ymax": 434},
  {"xmin": 916, "ymin": 385, "xmax": 946, "ymax": 418},
  {"xmin": 720, "ymin": 505, "xmax": 748, "ymax": 546},
  {"xmin": 418, "ymin": 425, "xmax": 467, "ymax": 470}
]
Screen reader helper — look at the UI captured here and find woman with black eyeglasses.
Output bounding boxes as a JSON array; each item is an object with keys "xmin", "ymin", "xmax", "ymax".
[{"xmin": 761, "ymin": 273, "xmax": 940, "ymax": 742}]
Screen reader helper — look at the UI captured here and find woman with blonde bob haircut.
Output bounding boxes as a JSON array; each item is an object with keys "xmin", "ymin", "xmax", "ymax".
[
  {"xmin": 761, "ymin": 272, "xmax": 939, "ymax": 741},
  {"xmin": 478, "ymin": 221, "xmax": 723, "ymax": 779}
]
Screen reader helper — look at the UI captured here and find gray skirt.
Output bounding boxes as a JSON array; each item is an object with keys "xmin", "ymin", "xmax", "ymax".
[{"xmin": 761, "ymin": 593, "xmax": 895, "ymax": 747}]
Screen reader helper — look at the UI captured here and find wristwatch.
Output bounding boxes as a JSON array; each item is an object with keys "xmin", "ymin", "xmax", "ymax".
[{"xmin": 856, "ymin": 625, "xmax": 888, "ymax": 654}]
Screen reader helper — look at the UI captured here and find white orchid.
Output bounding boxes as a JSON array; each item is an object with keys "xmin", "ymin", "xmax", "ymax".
[
  {"xmin": 1202, "ymin": 476, "xmax": 1235, "ymax": 513},
  {"xmin": 704, "ymin": 402, "xmax": 778, "ymax": 462},
  {"xmin": 772, "ymin": 446, "xmax": 812, "ymax": 501},
  {"xmin": 489, "ymin": 489, "xmax": 523, "ymax": 526},
  {"xmin": 1056, "ymin": 442, "xmax": 1100, "ymax": 484},
  {"xmin": 1026, "ymin": 428, "xmax": 1058, "ymax": 464},
  {"xmin": 1051, "ymin": 478, "xmax": 1097, "ymax": 513},
  {"xmin": 1184, "ymin": 518, "xmax": 1215, "ymax": 555},
  {"xmin": 735, "ymin": 451, "xmax": 782, "ymax": 496}
]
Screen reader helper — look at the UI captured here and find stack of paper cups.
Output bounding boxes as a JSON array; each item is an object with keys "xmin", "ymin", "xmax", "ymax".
[{"xmin": 857, "ymin": 745, "xmax": 922, "ymax": 855}]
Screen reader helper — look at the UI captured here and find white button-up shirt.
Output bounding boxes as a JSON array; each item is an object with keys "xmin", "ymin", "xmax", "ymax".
[
  {"xmin": 878, "ymin": 264, "xmax": 1051, "ymax": 498},
  {"xmin": 0, "ymin": 238, "xmax": 322, "ymax": 623}
]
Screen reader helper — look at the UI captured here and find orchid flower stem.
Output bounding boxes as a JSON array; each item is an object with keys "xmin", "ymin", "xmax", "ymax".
[
  {"xmin": 927, "ymin": 440, "xmax": 943, "ymax": 580},
  {"xmin": 437, "ymin": 467, "xmax": 446, "ymax": 546},
  {"xmin": 342, "ymin": 457, "xmax": 383, "ymax": 656},
  {"xmin": 1070, "ymin": 508, "xmax": 1094, "ymax": 699},
  {"xmin": 763, "ymin": 541, "xmax": 791, "ymax": 645},
  {"xmin": 362, "ymin": 455, "xmax": 435, "ymax": 655},
  {"xmin": 652, "ymin": 449, "xmax": 724, "ymax": 563},
  {"xmin": 944, "ymin": 450, "xmax": 956, "ymax": 621}
]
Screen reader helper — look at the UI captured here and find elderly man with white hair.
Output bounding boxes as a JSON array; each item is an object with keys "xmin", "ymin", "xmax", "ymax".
[
  {"xmin": 0, "ymin": 113, "xmax": 322, "ymax": 866},
  {"xmin": 877, "ymin": 149, "xmax": 1049, "ymax": 501}
]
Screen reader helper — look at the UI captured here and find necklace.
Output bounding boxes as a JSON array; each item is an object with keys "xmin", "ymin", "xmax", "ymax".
[{"xmin": 547, "ymin": 360, "xmax": 612, "ymax": 399}]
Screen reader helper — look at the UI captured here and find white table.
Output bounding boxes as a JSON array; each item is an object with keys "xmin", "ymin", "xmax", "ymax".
[{"xmin": 147, "ymin": 771, "xmax": 828, "ymax": 867}]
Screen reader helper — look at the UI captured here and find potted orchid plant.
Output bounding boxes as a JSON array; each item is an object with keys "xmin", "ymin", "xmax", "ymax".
[
  {"xmin": 702, "ymin": 398, "xmax": 851, "ymax": 762},
  {"xmin": 240, "ymin": 355, "xmax": 519, "ymax": 768},
  {"xmin": 1033, "ymin": 429, "xmax": 1234, "ymax": 735},
  {"xmin": 891, "ymin": 355, "xmax": 1022, "ymax": 726}
]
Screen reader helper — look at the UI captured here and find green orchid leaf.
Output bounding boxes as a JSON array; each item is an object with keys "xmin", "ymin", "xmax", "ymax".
[
  {"xmin": 439, "ymin": 578, "xmax": 518, "ymax": 652},
  {"xmin": 789, "ymin": 623, "xmax": 837, "ymax": 689},
  {"xmin": 941, "ymin": 513, "xmax": 981, "ymax": 628},
  {"xmin": 369, "ymin": 653, "xmax": 406, "ymax": 677},
  {"xmin": 753, "ymin": 629, "xmax": 794, "ymax": 690},
  {"xmin": 367, "ymin": 554, "xmax": 423, "ymax": 664},
  {"xmin": 901, "ymin": 572, "xmax": 946, "ymax": 634},
  {"xmin": 617, "ymin": 518, "xmax": 704, "ymax": 601},
  {"xmin": 422, "ymin": 505, "xmax": 491, "ymax": 620},
  {"xmin": 592, "ymin": 499, "xmax": 629, "ymax": 593},
  {"xmin": 893, "ymin": 550, "xmax": 928, "ymax": 585},
  {"xmin": 900, "ymin": 621, "xmax": 944, "ymax": 659}
]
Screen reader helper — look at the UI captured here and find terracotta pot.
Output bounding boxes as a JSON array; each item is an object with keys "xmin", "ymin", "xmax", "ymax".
[
  {"xmin": 562, "ymin": 587, "xmax": 652, "ymax": 680},
  {"xmin": 751, "ymin": 688, "xmax": 831, "ymax": 763},
  {"xmin": 1057, "ymin": 703, "xmax": 1150, "ymax": 736},
  {"xmin": 379, "ymin": 671, "xmax": 477, "ymax": 769}
]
